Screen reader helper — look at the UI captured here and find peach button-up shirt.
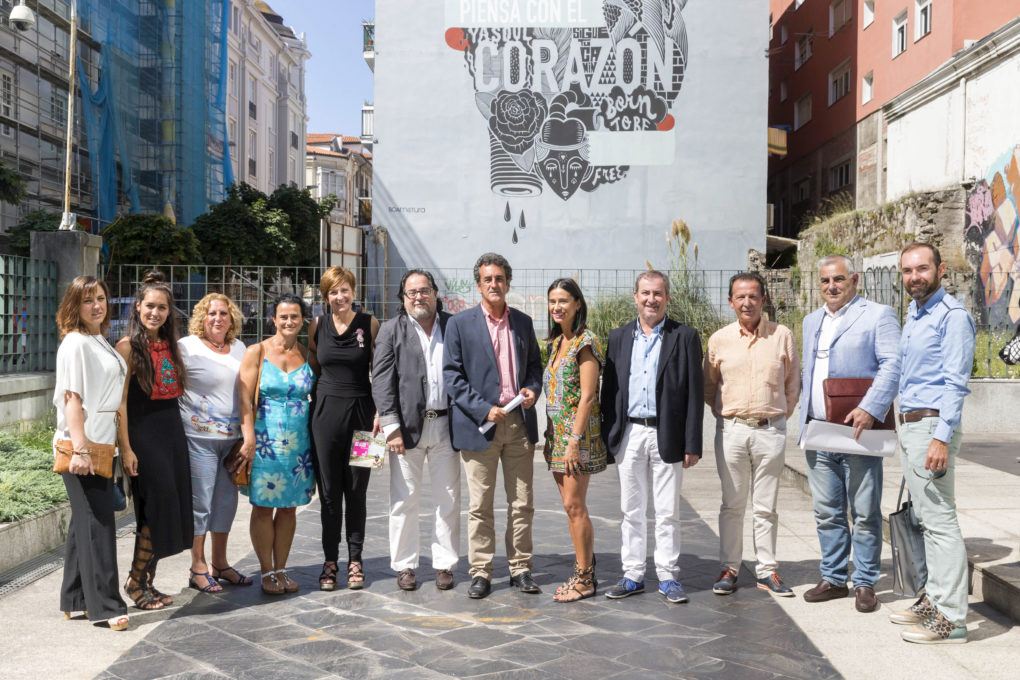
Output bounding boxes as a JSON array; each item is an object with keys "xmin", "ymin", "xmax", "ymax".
[
  {"xmin": 484, "ymin": 306, "xmax": 518, "ymax": 406},
  {"xmin": 704, "ymin": 320, "xmax": 800, "ymax": 419}
]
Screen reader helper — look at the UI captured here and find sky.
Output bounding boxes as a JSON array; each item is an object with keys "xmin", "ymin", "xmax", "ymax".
[{"xmin": 265, "ymin": 0, "xmax": 375, "ymax": 137}]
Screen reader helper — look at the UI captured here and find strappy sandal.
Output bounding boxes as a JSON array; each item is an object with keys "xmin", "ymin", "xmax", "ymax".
[
  {"xmin": 553, "ymin": 563, "xmax": 597, "ymax": 603},
  {"xmin": 189, "ymin": 569, "xmax": 223, "ymax": 593},
  {"xmin": 211, "ymin": 564, "xmax": 253, "ymax": 586},
  {"xmin": 347, "ymin": 561, "xmax": 365, "ymax": 590},
  {"xmin": 106, "ymin": 615, "xmax": 129, "ymax": 631},
  {"xmin": 261, "ymin": 571, "xmax": 285, "ymax": 595},
  {"xmin": 124, "ymin": 576, "xmax": 165, "ymax": 610},
  {"xmin": 277, "ymin": 570, "xmax": 300, "ymax": 593},
  {"xmin": 319, "ymin": 561, "xmax": 338, "ymax": 591},
  {"xmin": 125, "ymin": 527, "xmax": 165, "ymax": 610}
]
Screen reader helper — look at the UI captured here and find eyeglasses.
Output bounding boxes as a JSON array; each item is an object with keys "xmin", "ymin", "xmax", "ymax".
[
  {"xmin": 405, "ymin": 288, "xmax": 433, "ymax": 299},
  {"xmin": 912, "ymin": 467, "xmax": 947, "ymax": 483}
]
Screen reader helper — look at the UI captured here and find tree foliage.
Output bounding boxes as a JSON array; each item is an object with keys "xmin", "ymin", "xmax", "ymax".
[
  {"xmin": 0, "ymin": 161, "xmax": 26, "ymax": 207},
  {"xmin": 191, "ymin": 183, "xmax": 329, "ymax": 267},
  {"xmin": 7, "ymin": 210, "xmax": 60, "ymax": 257},
  {"xmin": 103, "ymin": 213, "xmax": 201, "ymax": 267}
]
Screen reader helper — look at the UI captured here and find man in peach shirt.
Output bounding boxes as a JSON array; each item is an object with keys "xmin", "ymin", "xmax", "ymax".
[{"xmin": 704, "ymin": 272, "xmax": 800, "ymax": 597}]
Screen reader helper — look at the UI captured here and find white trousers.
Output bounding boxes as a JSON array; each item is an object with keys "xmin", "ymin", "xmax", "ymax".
[
  {"xmin": 617, "ymin": 423, "xmax": 683, "ymax": 582},
  {"xmin": 388, "ymin": 416, "xmax": 461, "ymax": 571},
  {"xmin": 714, "ymin": 417, "xmax": 786, "ymax": 579}
]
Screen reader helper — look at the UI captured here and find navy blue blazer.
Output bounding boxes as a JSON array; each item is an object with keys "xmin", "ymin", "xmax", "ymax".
[
  {"xmin": 600, "ymin": 318, "xmax": 704, "ymax": 463},
  {"xmin": 442, "ymin": 305, "xmax": 543, "ymax": 451}
]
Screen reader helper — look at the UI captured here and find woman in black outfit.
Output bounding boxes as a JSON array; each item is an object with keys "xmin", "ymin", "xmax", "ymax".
[
  {"xmin": 309, "ymin": 266, "xmax": 379, "ymax": 590},
  {"xmin": 115, "ymin": 271, "xmax": 193, "ymax": 609}
]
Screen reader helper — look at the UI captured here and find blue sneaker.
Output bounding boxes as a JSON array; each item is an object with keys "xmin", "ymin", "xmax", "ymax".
[
  {"xmin": 713, "ymin": 568, "xmax": 738, "ymax": 595},
  {"xmin": 604, "ymin": 577, "xmax": 644, "ymax": 599},
  {"xmin": 658, "ymin": 579, "xmax": 688, "ymax": 603},
  {"xmin": 756, "ymin": 573, "xmax": 794, "ymax": 597}
]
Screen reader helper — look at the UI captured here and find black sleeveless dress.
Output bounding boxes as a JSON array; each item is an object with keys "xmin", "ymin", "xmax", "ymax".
[
  {"xmin": 127, "ymin": 343, "xmax": 193, "ymax": 559},
  {"xmin": 310, "ymin": 312, "xmax": 376, "ymax": 563}
]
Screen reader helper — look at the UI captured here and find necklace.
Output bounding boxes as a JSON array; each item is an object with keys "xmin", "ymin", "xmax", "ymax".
[
  {"xmin": 89, "ymin": 333, "xmax": 126, "ymax": 378},
  {"xmin": 205, "ymin": 336, "xmax": 228, "ymax": 352}
]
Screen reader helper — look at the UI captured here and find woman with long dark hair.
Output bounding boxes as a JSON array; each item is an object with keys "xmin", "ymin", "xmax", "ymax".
[
  {"xmin": 542, "ymin": 278, "xmax": 607, "ymax": 602},
  {"xmin": 115, "ymin": 271, "xmax": 193, "ymax": 610},
  {"xmin": 54, "ymin": 276, "xmax": 131, "ymax": 630}
]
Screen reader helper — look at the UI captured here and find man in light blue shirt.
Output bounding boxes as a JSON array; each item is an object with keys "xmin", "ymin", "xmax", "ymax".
[{"xmin": 891, "ymin": 243, "xmax": 975, "ymax": 645}]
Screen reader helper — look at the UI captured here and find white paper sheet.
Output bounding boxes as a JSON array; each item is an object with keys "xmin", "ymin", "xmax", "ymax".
[
  {"xmin": 479, "ymin": 393, "xmax": 525, "ymax": 434},
  {"xmin": 800, "ymin": 420, "xmax": 898, "ymax": 457}
]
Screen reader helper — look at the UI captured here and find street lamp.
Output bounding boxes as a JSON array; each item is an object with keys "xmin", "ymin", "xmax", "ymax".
[{"xmin": 10, "ymin": 1, "xmax": 78, "ymax": 230}]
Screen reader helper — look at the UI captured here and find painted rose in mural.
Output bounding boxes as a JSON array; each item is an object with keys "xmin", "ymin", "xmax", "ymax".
[{"xmin": 489, "ymin": 90, "xmax": 548, "ymax": 156}]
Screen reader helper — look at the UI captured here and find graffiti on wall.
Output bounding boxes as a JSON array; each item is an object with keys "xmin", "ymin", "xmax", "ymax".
[
  {"xmin": 446, "ymin": 0, "xmax": 690, "ymax": 243},
  {"xmin": 965, "ymin": 145, "xmax": 1020, "ymax": 328}
]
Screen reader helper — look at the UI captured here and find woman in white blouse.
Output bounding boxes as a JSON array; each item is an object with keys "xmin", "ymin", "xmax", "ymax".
[
  {"xmin": 179, "ymin": 293, "xmax": 252, "ymax": 591},
  {"xmin": 53, "ymin": 276, "xmax": 133, "ymax": 631}
]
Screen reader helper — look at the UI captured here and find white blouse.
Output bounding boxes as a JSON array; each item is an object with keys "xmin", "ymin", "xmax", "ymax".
[
  {"xmin": 52, "ymin": 331, "xmax": 127, "ymax": 448},
  {"xmin": 178, "ymin": 335, "xmax": 245, "ymax": 439}
]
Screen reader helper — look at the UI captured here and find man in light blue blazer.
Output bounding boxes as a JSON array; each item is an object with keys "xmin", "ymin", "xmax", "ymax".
[{"xmin": 799, "ymin": 255, "xmax": 901, "ymax": 613}]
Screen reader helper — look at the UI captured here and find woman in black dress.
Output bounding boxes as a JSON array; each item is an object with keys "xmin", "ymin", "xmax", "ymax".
[
  {"xmin": 309, "ymin": 266, "xmax": 379, "ymax": 590},
  {"xmin": 115, "ymin": 271, "xmax": 193, "ymax": 609}
]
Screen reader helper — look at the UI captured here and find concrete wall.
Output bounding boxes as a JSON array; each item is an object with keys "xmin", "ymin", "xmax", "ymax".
[
  {"xmin": 373, "ymin": 0, "xmax": 768, "ymax": 274},
  {"xmin": 962, "ymin": 379, "xmax": 1020, "ymax": 434},
  {"xmin": 0, "ymin": 372, "xmax": 55, "ymax": 432}
]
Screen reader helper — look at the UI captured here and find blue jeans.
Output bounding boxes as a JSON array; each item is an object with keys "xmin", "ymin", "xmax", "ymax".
[{"xmin": 805, "ymin": 450, "xmax": 883, "ymax": 588}]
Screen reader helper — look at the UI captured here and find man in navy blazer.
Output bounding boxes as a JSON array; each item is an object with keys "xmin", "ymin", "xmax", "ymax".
[
  {"xmin": 443, "ymin": 253, "xmax": 543, "ymax": 599},
  {"xmin": 600, "ymin": 270, "xmax": 704, "ymax": 603},
  {"xmin": 799, "ymin": 255, "xmax": 900, "ymax": 612}
]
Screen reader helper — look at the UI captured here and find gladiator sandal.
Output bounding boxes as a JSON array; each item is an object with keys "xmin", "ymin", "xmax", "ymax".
[
  {"xmin": 554, "ymin": 562, "xmax": 597, "ymax": 602},
  {"xmin": 123, "ymin": 525, "xmax": 165, "ymax": 610}
]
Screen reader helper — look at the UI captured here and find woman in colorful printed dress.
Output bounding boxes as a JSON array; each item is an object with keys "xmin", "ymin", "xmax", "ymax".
[
  {"xmin": 178, "ymin": 294, "xmax": 251, "ymax": 592},
  {"xmin": 542, "ymin": 278, "xmax": 607, "ymax": 602},
  {"xmin": 115, "ymin": 271, "xmax": 193, "ymax": 611},
  {"xmin": 238, "ymin": 294, "xmax": 317, "ymax": 595}
]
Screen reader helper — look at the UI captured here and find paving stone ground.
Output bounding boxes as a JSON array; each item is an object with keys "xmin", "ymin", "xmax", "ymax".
[{"xmin": 4, "ymin": 443, "xmax": 1018, "ymax": 680}]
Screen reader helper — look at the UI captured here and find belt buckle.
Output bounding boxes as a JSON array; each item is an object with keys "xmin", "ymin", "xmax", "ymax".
[{"xmin": 425, "ymin": 409, "xmax": 438, "ymax": 420}]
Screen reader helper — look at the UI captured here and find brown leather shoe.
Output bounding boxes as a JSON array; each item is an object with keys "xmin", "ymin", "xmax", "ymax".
[
  {"xmin": 435, "ymin": 569, "xmax": 455, "ymax": 590},
  {"xmin": 803, "ymin": 579, "xmax": 849, "ymax": 602},
  {"xmin": 397, "ymin": 568, "xmax": 417, "ymax": 591},
  {"xmin": 855, "ymin": 586, "xmax": 879, "ymax": 612}
]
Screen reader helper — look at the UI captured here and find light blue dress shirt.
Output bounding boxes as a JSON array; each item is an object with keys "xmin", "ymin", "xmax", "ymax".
[
  {"xmin": 898, "ymin": 287, "xmax": 975, "ymax": 443},
  {"xmin": 627, "ymin": 317, "xmax": 665, "ymax": 418}
]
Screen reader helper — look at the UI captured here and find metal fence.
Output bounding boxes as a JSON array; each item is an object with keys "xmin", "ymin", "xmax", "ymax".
[
  {"xmin": 103, "ymin": 264, "xmax": 1017, "ymax": 379},
  {"xmin": 0, "ymin": 255, "xmax": 59, "ymax": 374}
]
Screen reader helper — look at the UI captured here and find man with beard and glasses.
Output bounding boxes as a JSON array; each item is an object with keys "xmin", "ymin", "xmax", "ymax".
[
  {"xmin": 372, "ymin": 270, "xmax": 460, "ymax": 592},
  {"xmin": 890, "ymin": 243, "xmax": 975, "ymax": 645},
  {"xmin": 704, "ymin": 272, "xmax": 800, "ymax": 598}
]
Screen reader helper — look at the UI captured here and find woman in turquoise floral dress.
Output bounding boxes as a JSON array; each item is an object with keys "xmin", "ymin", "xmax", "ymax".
[
  {"xmin": 238, "ymin": 295, "xmax": 317, "ymax": 595},
  {"xmin": 542, "ymin": 278, "xmax": 606, "ymax": 602}
]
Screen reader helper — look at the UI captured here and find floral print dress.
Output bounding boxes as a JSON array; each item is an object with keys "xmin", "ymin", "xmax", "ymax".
[
  {"xmin": 242, "ymin": 358, "xmax": 316, "ymax": 508},
  {"xmin": 543, "ymin": 329, "xmax": 607, "ymax": 474}
]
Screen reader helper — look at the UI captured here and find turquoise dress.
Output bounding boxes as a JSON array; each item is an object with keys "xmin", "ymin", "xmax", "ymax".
[{"xmin": 242, "ymin": 359, "xmax": 316, "ymax": 508}]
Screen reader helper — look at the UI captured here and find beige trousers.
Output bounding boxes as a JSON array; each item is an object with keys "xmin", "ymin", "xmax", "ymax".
[
  {"xmin": 460, "ymin": 410, "xmax": 535, "ymax": 579},
  {"xmin": 715, "ymin": 416, "xmax": 787, "ymax": 579}
]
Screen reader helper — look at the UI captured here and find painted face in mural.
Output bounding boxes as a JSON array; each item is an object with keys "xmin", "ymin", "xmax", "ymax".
[
  {"xmin": 402, "ymin": 273, "xmax": 437, "ymax": 323},
  {"xmin": 900, "ymin": 246, "xmax": 946, "ymax": 305},
  {"xmin": 818, "ymin": 260, "xmax": 859, "ymax": 313},
  {"xmin": 537, "ymin": 118, "xmax": 590, "ymax": 201},
  {"xmin": 728, "ymin": 279, "xmax": 765, "ymax": 331}
]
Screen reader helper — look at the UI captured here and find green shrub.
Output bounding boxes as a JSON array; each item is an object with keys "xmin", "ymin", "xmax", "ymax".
[{"xmin": 0, "ymin": 427, "xmax": 66, "ymax": 523}]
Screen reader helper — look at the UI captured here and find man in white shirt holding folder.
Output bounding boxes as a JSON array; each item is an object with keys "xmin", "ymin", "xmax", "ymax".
[{"xmin": 799, "ymin": 255, "xmax": 901, "ymax": 613}]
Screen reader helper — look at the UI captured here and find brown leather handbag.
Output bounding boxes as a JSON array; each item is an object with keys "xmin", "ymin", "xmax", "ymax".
[
  {"xmin": 822, "ymin": 378, "xmax": 895, "ymax": 430},
  {"xmin": 223, "ymin": 342, "xmax": 265, "ymax": 486},
  {"xmin": 53, "ymin": 440, "xmax": 116, "ymax": 478}
]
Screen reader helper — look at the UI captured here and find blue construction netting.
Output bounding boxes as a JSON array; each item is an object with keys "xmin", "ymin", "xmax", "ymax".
[{"xmin": 75, "ymin": 0, "xmax": 231, "ymax": 227}]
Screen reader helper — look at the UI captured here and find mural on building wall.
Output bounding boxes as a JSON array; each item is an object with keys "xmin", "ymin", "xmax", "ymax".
[
  {"xmin": 965, "ymin": 145, "xmax": 1020, "ymax": 330},
  {"xmin": 446, "ymin": 0, "xmax": 690, "ymax": 242}
]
